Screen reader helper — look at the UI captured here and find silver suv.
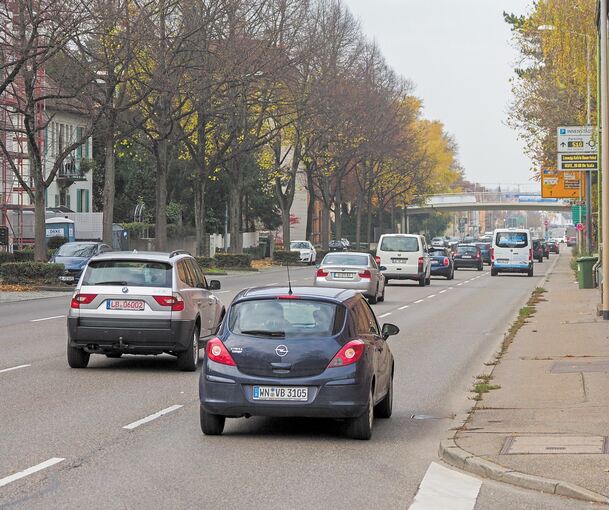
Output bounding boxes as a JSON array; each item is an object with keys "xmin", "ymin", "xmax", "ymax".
[{"xmin": 67, "ymin": 250, "xmax": 225, "ymax": 371}]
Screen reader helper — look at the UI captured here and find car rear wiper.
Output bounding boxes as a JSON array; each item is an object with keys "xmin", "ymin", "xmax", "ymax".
[
  {"xmin": 93, "ymin": 281, "xmax": 129, "ymax": 285},
  {"xmin": 240, "ymin": 330, "xmax": 286, "ymax": 337}
]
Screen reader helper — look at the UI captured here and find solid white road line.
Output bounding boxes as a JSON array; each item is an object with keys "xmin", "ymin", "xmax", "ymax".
[
  {"xmin": 414, "ymin": 299, "xmax": 424, "ymax": 304},
  {"xmin": 409, "ymin": 462, "xmax": 482, "ymax": 510},
  {"xmin": 399, "ymin": 305, "xmax": 409, "ymax": 310},
  {"xmin": 0, "ymin": 364, "xmax": 31, "ymax": 375},
  {"xmin": 0, "ymin": 458, "xmax": 64, "ymax": 488},
  {"xmin": 123, "ymin": 405, "xmax": 183, "ymax": 430},
  {"xmin": 378, "ymin": 312, "xmax": 392, "ymax": 318},
  {"xmin": 30, "ymin": 315, "xmax": 65, "ymax": 322},
  {"xmin": 439, "ymin": 290, "xmax": 447, "ymax": 294},
  {"xmin": 427, "ymin": 294, "xmax": 436, "ymax": 299}
]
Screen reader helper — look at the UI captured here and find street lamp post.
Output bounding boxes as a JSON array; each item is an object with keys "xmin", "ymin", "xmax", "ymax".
[{"xmin": 600, "ymin": 0, "xmax": 609, "ymax": 319}]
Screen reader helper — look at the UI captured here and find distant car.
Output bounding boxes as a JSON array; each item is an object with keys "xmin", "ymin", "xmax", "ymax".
[
  {"xmin": 454, "ymin": 244, "xmax": 483, "ymax": 271},
  {"xmin": 51, "ymin": 242, "xmax": 112, "ymax": 284},
  {"xmin": 341, "ymin": 238, "xmax": 351, "ymax": 249},
  {"xmin": 67, "ymin": 250, "xmax": 225, "ymax": 371},
  {"xmin": 542, "ymin": 240, "xmax": 550, "ymax": 259},
  {"xmin": 547, "ymin": 241, "xmax": 559, "ymax": 254},
  {"xmin": 428, "ymin": 247, "xmax": 454, "ymax": 279},
  {"xmin": 376, "ymin": 233, "xmax": 431, "ymax": 287},
  {"xmin": 289, "ymin": 240, "xmax": 316, "ymax": 265},
  {"xmin": 491, "ymin": 228, "xmax": 533, "ymax": 277},
  {"xmin": 475, "ymin": 242, "xmax": 491, "ymax": 265},
  {"xmin": 532, "ymin": 239, "xmax": 544, "ymax": 263},
  {"xmin": 328, "ymin": 239, "xmax": 348, "ymax": 251},
  {"xmin": 199, "ymin": 287, "xmax": 400, "ymax": 439},
  {"xmin": 315, "ymin": 252, "xmax": 385, "ymax": 304},
  {"xmin": 430, "ymin": 237, "xmax": 446, "ymax": 247},
  {"xmin": 566, "ymin": 236, "xmax": 577, "ymax": 247}
]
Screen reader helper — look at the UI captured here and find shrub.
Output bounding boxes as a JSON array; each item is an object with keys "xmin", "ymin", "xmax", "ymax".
[
  {"xmin": 48, "ymin": 236, "xmax": 67, "ymax": 250},
  {"xmin": 0, "ymin": 250, "xmax": 36, "ymax": 264},
  {"xmin": 195, "ymin": 256, "xmax": 215, "ymax": 269},
  {"xmin": 273, "ymin": 250, "xmax": 301, "ymax": 264},
  {"xmin": 0, "ymin": 262, "xmax": 64, "ymax": 285},
  {"xmin": 243, "ymin": 245, "xmax": 266, "ymax": 260},
  {"xmin": 315, "ymin": 250, "xmax": 329, "ymax": 263},
  {"xmin": 214, "ymin": 253, "xmax": 251, "ymax": 268}
]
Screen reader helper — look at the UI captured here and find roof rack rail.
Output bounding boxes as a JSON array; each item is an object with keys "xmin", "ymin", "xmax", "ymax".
[{"xmin": 169, "ymin": 249, "xmax": 191, "ymax": 258}]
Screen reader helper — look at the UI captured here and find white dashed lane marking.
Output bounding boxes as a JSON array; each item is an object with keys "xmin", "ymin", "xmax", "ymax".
[
  {"xmin": 123, "ymin": 405, "xmax": 183, "ymax": 430},
  {"xmin": 0, "ymin": 364, "xmax": 31, "ymax": 375},
  {"xmin": 414, "ymin": 299, "xmax": 424, "ymax": 304},
  {"xmin": 409, "ymin": 462, "xmax": 482, "ymax": 510},
  {"xmin": 30, "ymin": 315, "xmax": 65, "ymax": 322},
  {"xmin": 426, "ymin": 294, "xmax": 436, "ymax": 299},
  {"xmin": 439, "ymin": 290, "xmax": 447, "ymax": 294},
  {"xmin": 378, "ymin": 312, "xmax": 392, "ymax": 318},
  {"xmin": 0, "ymin": 458, "xmax": 65, "ymax": 488},
  {"xmin": 399, "ymin": 305, "xmax": 409, "ymax": 310}
]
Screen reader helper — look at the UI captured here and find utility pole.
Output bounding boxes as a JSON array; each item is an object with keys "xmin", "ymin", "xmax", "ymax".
[
  {"xmin": 586, "ymin": 35, "xmax": 594, "ymax": 254},
  {"xmin": 600, "ymin": 0, "xmax": 609, "ymax": 319}
]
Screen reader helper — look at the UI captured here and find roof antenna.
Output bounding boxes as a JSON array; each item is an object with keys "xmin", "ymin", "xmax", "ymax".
[{"xmin": 286, "ymin": 259, "xmax": 293, "ymax": 295}]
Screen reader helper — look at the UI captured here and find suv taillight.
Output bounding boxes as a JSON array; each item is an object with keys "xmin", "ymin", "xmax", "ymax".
[
  {"xmin": 70, "ymin": 293, "xmax": 97, "ymax": 309},
  {"xmin": 316, "ymin": 268, "xmax": 328, "ymax": 277},
  {"xmin": 375, "ymin": 256, "xmax": 381, "ymax": 265},
  {"xmin": 328, "ymin": 340, "xmax": 365, "ymax": 368},
  {"xmin": 153, "ymin": 294, "xmax": 185, "ymax": 311},
  {"xmin": 418, "ymin": 257, "xmax": 424, "ymax": 272},
  {"xmin": 206, "ymin": 337, "xmax": 236, "ymax": 366},
  {"xmin": 358, "ymin": 270, "xmax": 371, "ymax": 279}
]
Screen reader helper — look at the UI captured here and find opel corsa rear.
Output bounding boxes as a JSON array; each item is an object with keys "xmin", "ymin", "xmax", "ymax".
[{"xmin": 199, "ymin": 287, "xmax": 399, "ymax": 439}]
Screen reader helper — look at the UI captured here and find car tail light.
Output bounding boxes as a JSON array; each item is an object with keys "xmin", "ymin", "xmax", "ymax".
[
  {"xmin": 528, "ymin": 248, "xmax": 533, "ymax": 261},
  {"xmin": 375, "ymin": 256, "xmax": 381, "ymax": 265},
  {"xmin": 418, "ymin": 257, "xmax": 424, "ymax": 272},
  {"xmin": 316, "ymin": 268, "xmax": 328, "ymax": 277},
  {"xmin": 476, "ymin": 251, "xmax": 481, "ymax": 259},
  {"xmin": 443, "ymin": 257, "xmax": 449, "ymax": 266},
  {"xmin": 153, "ymin": 294, "xmax": 185, "ymax": 311},
  {"xmin": 278, "ymin": 294, "xmax": 300, "ymax": 299},
  {"xmin": 491, "ymin": 248, "xmax": 495, "ymax": 261},
  {"xmin": 70, "ymin": 293, "xmax": 97, "ymax": 309},
  {"xmin": 206, "ymin": 337, "xmax": 236, "ymax": 366},
  {"xmin": 358, "ymin": 270, "xmax": 371, "ymax": 279},
  {"xmin": 328, "ymin": 340, "xmax": 365, "ymax": 368}
]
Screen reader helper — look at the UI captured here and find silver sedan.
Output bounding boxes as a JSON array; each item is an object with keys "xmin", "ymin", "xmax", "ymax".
[{"xmin": 314, "ymin": 252, "xmax": 385, "ymax": 304}]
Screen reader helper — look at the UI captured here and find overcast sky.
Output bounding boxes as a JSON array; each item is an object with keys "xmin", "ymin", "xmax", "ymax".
[{"xmin": 343, "ymin": 0, "xmax": 534, "ymax": 190}]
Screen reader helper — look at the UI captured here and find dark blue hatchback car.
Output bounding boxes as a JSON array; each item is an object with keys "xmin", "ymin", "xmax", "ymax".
[{"xmin": 199, "ymin": 286, "xmax": 399, "ymax": 439}]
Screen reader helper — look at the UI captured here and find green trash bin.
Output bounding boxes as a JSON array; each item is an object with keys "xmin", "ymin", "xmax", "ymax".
[{"xmin": 576, "ymin": 256, "xmax": 598, "ymax": 289}]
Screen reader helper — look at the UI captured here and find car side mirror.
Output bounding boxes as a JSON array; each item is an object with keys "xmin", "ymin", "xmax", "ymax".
[
  {"xmin": 382, "ymin": 323, "xmax": 399, "ymax": 340},
  {"xmin": 208, "ymin": 280, "xmax": 221, "ymax": 291}
]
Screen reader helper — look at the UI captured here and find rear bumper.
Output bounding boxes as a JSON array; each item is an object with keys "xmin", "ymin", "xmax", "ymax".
[
  {"xmin": 314, "ymin": 279, "xmax": 375, "ymax": 295},
  {"xmin": 492, "ymin": 263, "xmax": 531, "ymax": 273},
  {"xmin": 67, "ymin": 317, "xmax": 194, "ymax": 353},
  {"xmin": 430, "ymin": 265, "xmax": 451, "ymax": 276},
  {"xmin": 200, "ymin": 363, "xmax": 370, "ymax": 418},
  {"xmin": 381, "ymin": 271, "xmax": 423, "ymax": 281},
  {"xmin": 454, "ymin": 259, "xmax": 481, "ymax": 268}
]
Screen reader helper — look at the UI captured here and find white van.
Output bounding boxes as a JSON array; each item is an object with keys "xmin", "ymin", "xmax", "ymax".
[
  {"xmin": 491, "ymin": 228, "xmax": 533, "ymax": 277},
  {"xmin": 376, "ymin": 234, "xmax": 431, "ymax": 286}
]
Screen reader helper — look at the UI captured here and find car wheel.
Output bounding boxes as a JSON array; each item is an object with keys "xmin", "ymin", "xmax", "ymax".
[
  {"xmin": 477, "ymin": 263, "xmax": 483, "ymax": 271},
  {"xmin": 67, "ymin": 343, "xmax": 90, "ymax": 368},
  {"xmin": 177, "ymin": 324, "xmax": 199, "ymax": 372},
  {"xmin": 491, "ymin": 267, "xmax": 498, "ymax": 277},
  {"xmin": 528, "ymin": 266, "xmax": 534, "ymax": 277},
  {"xmin": 200, "ymin": 405, "xmax": 225, "ymax": 435},
  {"xmin": 105, "ymin": 351, "xmax": 122, "ymax": 359},
  {"xmin": 378, "ymin": 285, "xmax": 385, "ymax": 302},
  {"xmin": 375, "ymin": 375, "xmax": 393, "ymax": 418},
  {"xmin": 425, "ymin": 276, "xmax": 431, "ymax": 285},
  {"xmin": 418, "ymin": 276, "xmax": 425, "ymax": 287},
  {"xmin": 346, "ymin": 387, "xmax": 374, "ymax": 440},
  {"xmin": 368, "ymin": 287, "xmax": 378, "ymax": 305}
]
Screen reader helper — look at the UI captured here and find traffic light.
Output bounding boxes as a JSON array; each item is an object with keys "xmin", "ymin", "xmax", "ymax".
[{"xmin": 0, "ymin": 226, "xmax": 8, "ymax": 246}]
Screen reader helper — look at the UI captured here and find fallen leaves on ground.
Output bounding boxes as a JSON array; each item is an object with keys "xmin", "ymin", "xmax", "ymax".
[{"xmin": 0, "ymin": 284, "xmax": 34, "ymax": 292}]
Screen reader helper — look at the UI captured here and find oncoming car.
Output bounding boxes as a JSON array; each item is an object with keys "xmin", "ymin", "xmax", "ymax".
[
  {"xmin": 314, "ymin": 252, "xmax": 385, "ymax": 304},
  {"xmin": 199, "ymin": 287, "xmax": 399, "ymax": 440},
  {"xmin": 67, "ymin": 251, "xmax": 225, "ymax": 371},
  {"xmin": 289, "ymin": 240, "xmax": 316, "ymax": 265}
]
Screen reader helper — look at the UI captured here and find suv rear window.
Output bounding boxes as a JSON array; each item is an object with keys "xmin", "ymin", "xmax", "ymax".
[
  {"xmin": 379, "ymin": 236, "xmax": 419, "ymax": 252},
  {"xmin": 495, "ymin": 232, "xmax": 528, "ymax": 248},
  {"xmin": 229, "ymin": 299, "xmax": 343, "ymax": 337},
  {"xmin": 82, "ymin": 260, "xmax": 172, "ymax": 287}
]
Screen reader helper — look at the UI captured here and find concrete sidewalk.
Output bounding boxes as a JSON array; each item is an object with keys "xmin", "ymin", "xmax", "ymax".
[{"xmin": 442, "ymin": 253, "xmax": 609, "ymax": 505}]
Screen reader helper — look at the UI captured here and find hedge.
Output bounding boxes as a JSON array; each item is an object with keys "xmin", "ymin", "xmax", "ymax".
[
  {"xmin": 214, "ymin": 253, "xmax": 251, "ymax": 268},
  {"xmin": 0, "ymin": 262, "xmax": 64, "ymax": 285},
  {"xmin": 0, "ymin": 250, "xmax": 35, "ymax": 264},
  {"xmin": 48, "ymin": 236, "xmax": 67, "ymax": 250},
  {"xmin": 273, "ymin": 250, "xmax": 301, "ymax": 264},
  {"xmin": 194, "ymin": 256, "xmax": 215, "ymax": 269}
]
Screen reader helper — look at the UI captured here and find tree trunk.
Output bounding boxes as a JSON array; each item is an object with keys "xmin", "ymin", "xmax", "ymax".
[
  {"xmin": 154, "ymin": 140, "xmax": 168, "ymax": 251},
  {"xmin": 102, "ymin": 118, "xmax": 115, "ymax": 246},
  {"xmin": 366, "ymin": 191, "xmax": 373, "ymax": 244},
  {"xmin": 194, "ymin": 181, "xmax": 208, "ymax": 256},
  {"xmin": 335, "ymin": 184, "xmax": 342, "ymax": 242},
  {"xmin": 34, "ymin": 186, "xmax": 46, "ymax": 261},
  {"xmin": 321, "ymin": 202, "xmax": 330, "ymax": 249},
  {"xmin": 305, "ymin": 165, "xmax": 315, "ymax": 242},
  {"xmin": 355, "ymin": 197, "xmax": 362, "ymax": 248},
  {"xmin": 275, "ymin": 177, "xmax": 291, "ymax": 248},
  {"xmin": 390, "ymin": 204, "xmax": 396, "ymax": 233},
  {"xmin": 377, "ymin": 203, "xmax": 384, "ymax": 240},
  {"xmin": 229, "ymin": 184, "xmax": 242, "ymax": 253}
]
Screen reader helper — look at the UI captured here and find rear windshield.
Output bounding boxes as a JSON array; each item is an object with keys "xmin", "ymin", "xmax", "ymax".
[
  {"xmin": 82, "ymin": 260, "xmax": 172, "ymax": 287},
  {"xmin": 322, "ymin": 254, "xmax": 368, "ymax": 266},
  {"xmin": 56, "ymin": 244, "xmax": 97, "ymax": 257},
  {"xmin": 430, "ymin": 249, "xmax": 447, "ymax": 257},
  {"xmin": 229, "ymin": 299, "xmax": 342, "ymax": 338},
  {"xmin": 457, "ymin": 246, "xmax": 477, "ymax": 255},
  {"xmin": 495, "ymin": 232, "xmax": 528, "ymax": 248},
  {"xmin": 379, "ymin": 236, "xmax": 419, "ymax": 252}
]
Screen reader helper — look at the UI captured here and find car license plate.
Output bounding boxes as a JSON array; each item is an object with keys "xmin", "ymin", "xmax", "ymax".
[
  {"xmin": 333, "ymin": 272, "xmax": 354, "ymax": 279},
  {"xmin": 253, "ymin": 386, "xmax": 308, "ymax": 401},
  {"xmin": 463, "ymin": 255, "xmax": 472, "ymax": 258},
  {"xmin": 106, "ymin": 299, "xmax": 145, "ymax": 311},
  {"xmin": 59, "ymin": 275, "xmax": 74, "ymax": 282},
  {"xmin": 391, "ymin": 258, "xmax": 408, "ymax": 263},
  {"xmin": 497, "ymin": 259, "xmax": 509, "ymax": 263},
  {"xmin": 431, "ymin": 260, "xmax": 439, "ymax": 265}
]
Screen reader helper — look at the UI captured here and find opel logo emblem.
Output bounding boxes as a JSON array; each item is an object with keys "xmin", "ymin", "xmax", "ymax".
[
  {"xmin": 275, "ymin": 345, "xmax": 288, "ymax": 357},
  {"xmin": 122, "ymin": 287, "xmax": 129, "ymax": 294}
]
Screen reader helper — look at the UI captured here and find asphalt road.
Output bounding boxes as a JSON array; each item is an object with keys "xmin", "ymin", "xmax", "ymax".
[{"xmin": 0, "ymin": 256, "xmax": 592, "ymax": 509}]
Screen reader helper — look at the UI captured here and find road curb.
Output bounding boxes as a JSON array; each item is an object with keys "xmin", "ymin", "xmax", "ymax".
[{"xmin": 439, "ymin": 438, "xmax": 609, "ymax": 505}]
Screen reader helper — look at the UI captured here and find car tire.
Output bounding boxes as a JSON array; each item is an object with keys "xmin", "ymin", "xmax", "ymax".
[
  {"xmin": 528, "ymin": 266, "xmax": 534, "ymax": 277},
  {"xmin": 418, "ymin": 276, "xmax": 425, "ymax": 287},
  {"xmin": 368, "ymin": 291, "xmax": 378, "ymax": 305},
  {"xmin": 67, "ymin": 344, "xmax": 90, "ymax": 368},
  {"xmin": 378, "ymin": 285, "xmax": 385, "ymax": 303},
  {"xmin": 200, "ymin": 405, "xmax": 225, "ymax": 435},
  {"xmin": 374, "ymin": 375, "xmax": 393, "ymax": 419},
  {"xmin": 491, "ymin": 267, "xmax": 498, "ymax": 277},
  {"xmin": 105, "ymin": 351, "xmax": 122, "ymax": 359},
  {"xmin": 477, "ymin": 264, "xmax": 483, "ymax": 271},
  {"xmin": 177, "ymin": 324, "xmax": 199, "ymax": 372},
  {"xmin": 346, "ymin": 387, "xmax": 374, "ymax": 440},
  {"xmin": 425, "ymin": 276, "xmax": 431, "ymax": 285}
]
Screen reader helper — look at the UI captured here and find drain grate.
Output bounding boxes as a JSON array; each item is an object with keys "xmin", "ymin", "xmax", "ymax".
[
  {"xmin": 500, "ymin": 435, "xmax": 608, "ymax": 455},
  {"xmin": 550, "ymin": 360, "xmax": 609, "ymax": 373}
]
